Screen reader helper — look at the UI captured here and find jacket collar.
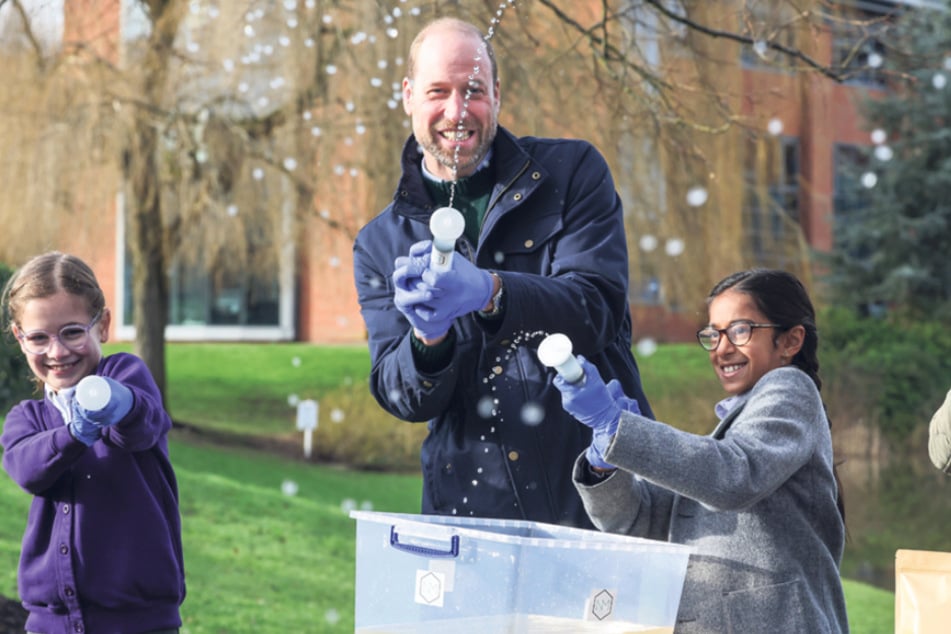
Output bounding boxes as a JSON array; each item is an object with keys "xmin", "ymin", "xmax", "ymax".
[{"xmin": 391, "ymin": 126, "xmax": 536, "ymax": 220}]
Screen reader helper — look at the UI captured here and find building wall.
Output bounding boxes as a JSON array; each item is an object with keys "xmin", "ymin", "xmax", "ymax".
[{"xmin": 58, "ymin": 2, "xmax": 881, "ymax": 345}]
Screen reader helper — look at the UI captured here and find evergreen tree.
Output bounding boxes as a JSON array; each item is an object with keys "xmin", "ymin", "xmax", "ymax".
[{"xmin": 825, "ymin": 3, "xmax": 951, "ymax": 320}]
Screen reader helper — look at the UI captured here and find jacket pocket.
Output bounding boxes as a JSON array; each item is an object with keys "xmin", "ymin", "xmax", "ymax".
[{"xmin": 722, "ymin": 578, "xmax": 811, "ymax": 634}]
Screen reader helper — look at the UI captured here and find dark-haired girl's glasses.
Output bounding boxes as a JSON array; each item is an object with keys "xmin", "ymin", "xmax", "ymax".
[
  {"xmin": 696, "ymin": 320, "xmax": 781, "ymax": 351},
  {"xmin": 16, "ymin": 311, "xmax": 102, "ymax": 356}
]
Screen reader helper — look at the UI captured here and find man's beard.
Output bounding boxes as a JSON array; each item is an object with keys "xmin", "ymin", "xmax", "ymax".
[{"xmin": 421, "ymin": 121, "xmax": 497, "ymax": 176}]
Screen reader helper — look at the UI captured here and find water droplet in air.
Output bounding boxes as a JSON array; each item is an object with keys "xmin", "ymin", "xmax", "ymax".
[
  {"xmin": 665, "ymin": 238, "xmax": 685, "ymax": 257},
  {"xmin": 636, "ymin": 338, "xmax": 658, "ymax": 357},
  {"xmin": 281, "ymin": 480, "xmax": 299, "ymax": 496},
  {"xmin": 874, "ymin": 145, "xmax": 893, "ymax": 162},
  {"xmin": 767, "ymin": 118, "xmax": 783, "ymax": 136},
  {"xmin": 861, "ymin": 172, "xmax": 878, "ymax": 189},
  {"xmin": 686, "ymin": 186, "xmax": 708, "ymax": 207},
  {"xmin": 520, "ymin": 402, "xmax": 545, "ymax": 426},
  {"xmin": 477, "ymin": 396, "xmax": 496, "ymax": 418},
  {"xmin": 870, "ymin": 129, "xmax": 887, "ymax": 145},
  {"xmin": 639, "ymin": 235, "xmax": 658, "ymax": 252}
]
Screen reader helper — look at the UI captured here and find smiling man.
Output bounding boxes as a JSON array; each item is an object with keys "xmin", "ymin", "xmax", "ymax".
[{"xmin": 351, "ymin": 17, "xmax": 653, "ymax": 528}]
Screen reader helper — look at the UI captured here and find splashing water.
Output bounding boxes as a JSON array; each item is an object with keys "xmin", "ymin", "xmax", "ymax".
[
  {"xmin": 442, "ymin": 1, "xmax": 517, "ymax": 212},
  {"xmin": 636, "ymin": 338, "xmax": 658, "ymax": 357},
  {"xmin": 281, "ymin": 479, "xmax": 299, "ymax": 496}
]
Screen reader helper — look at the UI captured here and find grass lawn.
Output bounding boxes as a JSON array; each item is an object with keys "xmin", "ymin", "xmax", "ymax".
[{"xmin": 0, "ymin": 343, "xmax": 896, "ymax": 633}]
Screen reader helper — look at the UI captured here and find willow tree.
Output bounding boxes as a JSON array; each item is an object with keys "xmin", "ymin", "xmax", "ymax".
[
  {"xmin": 0, "ymin": 0, "xmax": 394, "ymax": 394},
  {"xmin": 0, "ymin": 0, "xmax": 886, "ymax": 393}
]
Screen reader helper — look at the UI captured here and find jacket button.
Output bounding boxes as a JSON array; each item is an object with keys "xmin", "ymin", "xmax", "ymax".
[
  {"xmin": 513, "ymin": 193, "xmax": 523, "ymax": 202},
  {"xmin": 422, "ymin": 380, "xmax": 433, "ymax": 388},
  {"xmin": 62, "ymin": 504, "xmax": 69, "ymax": 514},
  {"xmin": 531, "ymin": 171, "xmax": 541, "ymax": 180},
  {"xmin": 508, "ymin": 451, "xmax": 519, "ymax": 461},
  {"xmin": 65, "ymin": 586, "xmax": 75, "ymax": 597},
  {"xmin": 492, "ymin": 366, "xmax": 503, "ymax": 375},
  {"xmin": 60, "ymin": 544, "xmax": 69, "ymax": 555},
  {"xmin": 523, "ymin": 239, "xmax": 534, "ymax": 248}
]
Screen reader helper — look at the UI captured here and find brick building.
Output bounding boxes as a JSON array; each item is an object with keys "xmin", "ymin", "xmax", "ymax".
[{"xmin": 48, "ymin": 0, "xmax": 931, "ymax": 344}]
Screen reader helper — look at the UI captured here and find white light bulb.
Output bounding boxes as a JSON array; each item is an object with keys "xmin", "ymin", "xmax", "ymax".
[
  {"xmin": 76, "ymin": 375, "xmax": 111, "ymax": 411},
  {"xmin": 429, "ymin": 207, "xmax": 465, "ymax": 272},
  {"xmin": 537, "ymin": 333, "xmax": 584, "ymax": 384}
]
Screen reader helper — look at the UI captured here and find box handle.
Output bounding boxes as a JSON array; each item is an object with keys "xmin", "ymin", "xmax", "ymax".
[{"xmin": 389, "ymin": 526, "xmax": 460, "ymax": 558}]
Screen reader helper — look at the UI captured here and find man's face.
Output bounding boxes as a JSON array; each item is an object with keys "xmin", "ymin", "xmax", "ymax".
[{"xmin": 402, "ymin": 27, "xmax": 500, "ymax": 180}]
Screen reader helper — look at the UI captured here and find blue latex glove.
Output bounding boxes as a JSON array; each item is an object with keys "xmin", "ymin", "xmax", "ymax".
[
  {"xmin": 606, "ymin": 379, "xmax": 642, "ymax": 416},
  {"xmin": 418, "ymin": 243, "xmax": 495, "ymax": 322},
  {"xmin": 553, "ymin": 356, "xmax": 624, "ymax": 470},
  {"xmin": 68, "ymin": 415, "xmax": 101, "ymax": 447},
  {"xmin": 74, "ymin": 377, "xmax": 134, "ymax": 427},
  {"xmin": 392, "ymin": 241, "xmax": 454, "ymax": 341}
]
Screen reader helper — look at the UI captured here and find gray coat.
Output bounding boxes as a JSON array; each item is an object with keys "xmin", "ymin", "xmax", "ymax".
[
  {"xmin": 928, "ymin": 388, "xmax": 951, "ymax": 473},
  {"xmin": 574, "ymin": 366, "xmax": 848, "ymax": 633}
]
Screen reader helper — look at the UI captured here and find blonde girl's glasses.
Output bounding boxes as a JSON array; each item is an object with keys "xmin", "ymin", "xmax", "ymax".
[{"xmin": 16, "ymin": 311, "xmax": 102, "ymax": 355}]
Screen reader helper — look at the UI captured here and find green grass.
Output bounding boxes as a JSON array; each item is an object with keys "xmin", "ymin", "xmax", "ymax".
[{"xmin": 0, "ymin": 343, "xmax": 896, "ymax": 633}]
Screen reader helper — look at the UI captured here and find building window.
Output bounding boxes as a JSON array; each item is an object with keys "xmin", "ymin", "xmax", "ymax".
[
  {"xmin": 115, "ymin": 193, "xmax": 295, "ymax": 341},
  {"xmin": 740, "ymin": 1, "xmax": 800, "ymax": 71},
  {"xmin": 833, "ymin": 143, "xmax": 873, "ymax": 219},
  {"xmin": 832, "ymin": 143, "xmax": 875, "ymax": 258},
  {"xmin": 743, "ymin": 136, "xmax": 801, "ymax": 268},
  {"xmin": 831, "ymin": 1, "xmax": 904, "ymax": 88},
  {"xmin": 168, "ymin": 258, "xmax": 281, "ymax": 327}
]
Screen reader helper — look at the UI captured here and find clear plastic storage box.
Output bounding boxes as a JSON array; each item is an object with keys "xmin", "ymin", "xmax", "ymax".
[{"xmin": 351, "ymin": 511, "xmax": 691, "ymax": 633}]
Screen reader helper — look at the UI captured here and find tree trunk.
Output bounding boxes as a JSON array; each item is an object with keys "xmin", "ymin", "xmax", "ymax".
[
  {"xmin": 119, "ymin": 1, "xmax": 188, "ymax": 401},
  {"xmin": 126, "ymin": 125, "xmax": 169, "ymax": 400}
]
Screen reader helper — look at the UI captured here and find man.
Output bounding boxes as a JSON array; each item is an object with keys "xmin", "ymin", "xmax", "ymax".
[{"xmin": 352, "ymin": 17, "xmax": 652, "ymax": 527}]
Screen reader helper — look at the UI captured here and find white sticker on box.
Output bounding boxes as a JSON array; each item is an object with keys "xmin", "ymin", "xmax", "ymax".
[
  {"xmin": 428, "ymin": 559, "xmax": 456, "ymax": 592},
  {"xmin": 415, "ymin": 569, "xmax": 446, "ymax": 607},
  {"xmin": 584, "ymin": 588, "xmax": 617, "ymax": 621}
]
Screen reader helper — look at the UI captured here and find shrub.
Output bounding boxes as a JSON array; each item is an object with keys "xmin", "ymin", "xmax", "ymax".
[
  {"xmin": 820, "ymin": 307, "xmax": 951, "ymax": 442},
  {"xmin": 0, "ymin": 263, "xmax": 35, "ymax": 412}
]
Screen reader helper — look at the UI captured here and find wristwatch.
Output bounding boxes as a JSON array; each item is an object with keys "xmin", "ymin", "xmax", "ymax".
[{"xmin": 480, "ymin": 273, "xmax": 504, "ymax": 317}]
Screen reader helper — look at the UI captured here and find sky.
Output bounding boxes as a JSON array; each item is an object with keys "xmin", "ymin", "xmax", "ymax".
[{"xmin": 0, "ymin": 0, "xmax": 63, "ymax": 51}]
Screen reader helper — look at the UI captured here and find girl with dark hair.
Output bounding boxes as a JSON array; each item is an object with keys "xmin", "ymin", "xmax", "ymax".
[{"xmin": 552, "ymin": 268, "xmax": 849, "ymax": 633}]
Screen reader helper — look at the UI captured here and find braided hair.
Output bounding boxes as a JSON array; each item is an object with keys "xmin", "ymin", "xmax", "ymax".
[{"xmin": 708, "ymin": 269, "xmax": 845, "ymax": 525}]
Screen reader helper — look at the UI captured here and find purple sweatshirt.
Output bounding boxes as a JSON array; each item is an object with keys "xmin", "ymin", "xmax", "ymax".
[{"xmin": 1, "ymin": 352, "xmax": 185, "ymax": 634}]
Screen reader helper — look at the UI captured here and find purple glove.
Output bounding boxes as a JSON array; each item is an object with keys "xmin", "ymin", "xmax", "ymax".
[
  {"xmin": 553, "ymin": 356, "xmax": 624, "ymax": 470},
  {"xmin": 392, "ymin": 241, "xmax": 454, "ymax": 340},
  {"xmin": 418, "ymin": 244, "xmax": 495, "ymax": 322},
  {"xmin": 68, "ymin": 414, "xmax": 101, "ymax": 446},
  {"xmin": 73, "ymin": 377, "xmax": 134, "ymax": 427}
]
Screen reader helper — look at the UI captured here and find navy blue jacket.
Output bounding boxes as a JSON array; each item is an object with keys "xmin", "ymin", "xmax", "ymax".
[
  {"xmin": 353, "ymin": 127, "xmax": 652, "ymax": 527},
  {"xmin": 1, "ymin": 353, "xmax": 184, "ymax": 634}
]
